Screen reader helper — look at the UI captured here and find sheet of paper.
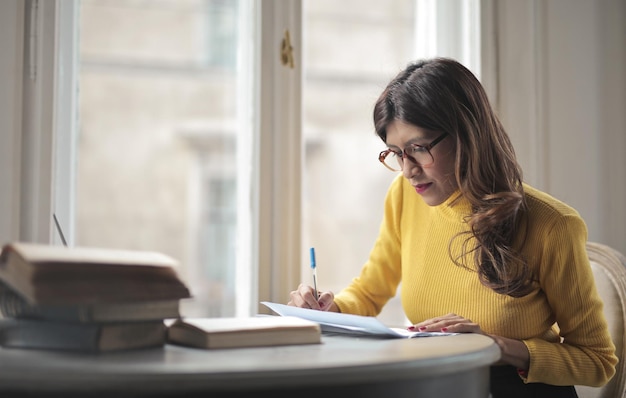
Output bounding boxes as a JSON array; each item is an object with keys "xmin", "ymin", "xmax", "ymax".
[{"xmin": 261, "ymin": 301, "xmax": 456, "ymax": 338}]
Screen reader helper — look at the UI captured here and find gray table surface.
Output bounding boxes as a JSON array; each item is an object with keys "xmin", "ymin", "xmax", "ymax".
[{"xmin": 0, "ymin": 333, "xmax": 501, "ymax": 397}]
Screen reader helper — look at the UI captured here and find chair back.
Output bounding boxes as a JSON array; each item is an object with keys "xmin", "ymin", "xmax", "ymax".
[{"xmin": 576, "ymin": 241, "xmax": 626, "ymax": 398}]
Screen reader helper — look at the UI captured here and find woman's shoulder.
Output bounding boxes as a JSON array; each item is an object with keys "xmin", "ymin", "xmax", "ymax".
[{"xmin": 522, "ymin": 183, "xmax": 584, "ymax": 224}]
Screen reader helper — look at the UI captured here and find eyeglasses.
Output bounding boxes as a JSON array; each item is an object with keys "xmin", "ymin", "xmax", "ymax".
[{"xmin": 378, "ymin": 132, "xmax": 448, "ymax": 172}]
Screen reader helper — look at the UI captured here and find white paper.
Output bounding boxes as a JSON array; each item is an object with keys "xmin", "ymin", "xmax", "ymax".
[{"xmin": 260, "ymin": 301, "xmax": 457, "ymax": 338}]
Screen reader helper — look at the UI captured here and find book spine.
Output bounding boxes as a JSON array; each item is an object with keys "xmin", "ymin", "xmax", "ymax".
[
  {"xmin": 0, "ymin": 285, "xmax": 180, "ymax": 322},
  {"xmin": 0, "ymin": 319, "xmax": 167, "ymax": 352},
  {"xmin": 0, "ymin": 287, "xmax": 37, "ymax": 319},
  {"xmin": 0, "ymin": 287, "xmax": 91, "ymax": 321},
  {"xmin": 0, "ymin": 319, "xmax": 101, "ymax": 351}
]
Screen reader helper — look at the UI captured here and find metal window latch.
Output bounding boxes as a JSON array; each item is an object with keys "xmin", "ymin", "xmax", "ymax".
[{"xmin": 280, "ymin": 29, "xmax": 295, "ymax": 69}]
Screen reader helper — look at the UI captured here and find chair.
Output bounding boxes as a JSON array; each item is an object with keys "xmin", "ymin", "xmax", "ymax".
[{"xmin": 576, "ymin": 241, "xmax": 626, "ymax": 398}]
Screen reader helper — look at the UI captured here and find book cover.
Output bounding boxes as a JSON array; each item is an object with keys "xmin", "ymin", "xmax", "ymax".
[
  {"xmin": 166, "ymin": 316, "xmax": 321, "ymax": 349},
  {"xmin": 0, "ymin": 242, "xmax": 191, "ymax": 305},
  {"xmin": 0, "ymin": 319, "xmax": 167, "ymax": 352}
]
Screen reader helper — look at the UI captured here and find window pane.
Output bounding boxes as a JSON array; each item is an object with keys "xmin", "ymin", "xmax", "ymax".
[
  {"xmin": 77, "ymin": 0, "xmax": 252, "ymax": 317},
  {"xmin": 302, "ymin": 0, "xmax": 418, "ymax": 325}
]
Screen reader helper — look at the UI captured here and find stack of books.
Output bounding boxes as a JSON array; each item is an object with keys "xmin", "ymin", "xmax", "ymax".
[{"xmin": 0, "ymin": 242, "xmax": 191, "ymax": 352}]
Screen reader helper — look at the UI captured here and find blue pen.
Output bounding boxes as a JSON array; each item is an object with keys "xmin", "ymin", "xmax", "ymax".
[{"xmin": 310, "ymin": 247, "xmax": 318, "ymax": 299}]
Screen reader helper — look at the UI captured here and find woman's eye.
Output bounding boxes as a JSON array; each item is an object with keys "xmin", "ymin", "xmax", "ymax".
[{"xmin": 408, "ymin": 146, "xmax": 427, "ymax": 154}]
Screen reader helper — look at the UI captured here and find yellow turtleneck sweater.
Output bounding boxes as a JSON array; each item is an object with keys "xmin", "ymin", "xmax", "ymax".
[{"xmin": 334, "ymin": 174, "xmax": 617, "ymax": 387}]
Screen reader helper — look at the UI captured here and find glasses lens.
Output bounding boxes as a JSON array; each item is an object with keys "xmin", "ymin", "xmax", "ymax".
[
  {"xmin": 391, "ymin": 152, "xmax": 403, "ymax": 170},
  {"xmin": 380, "ymin": 150, "xmax": 401, "ymax": 171},
  {"xmin": 379, "ymin": 146, "xmax": 435, "ymax": 171},
  {"xmin": 410, "ymin": 146, "xmax": 434, "ymax": 166}
]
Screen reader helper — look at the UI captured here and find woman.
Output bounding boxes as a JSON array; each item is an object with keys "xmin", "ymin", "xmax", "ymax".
[{"xmin": 288, "ymin": 58, "xmax": 617, "ymax": 397}]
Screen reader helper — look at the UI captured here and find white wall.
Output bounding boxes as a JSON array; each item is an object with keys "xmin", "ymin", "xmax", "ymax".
[{"xmin": 489, "ymin": 0, "xmax": 626, "ymax": 255}]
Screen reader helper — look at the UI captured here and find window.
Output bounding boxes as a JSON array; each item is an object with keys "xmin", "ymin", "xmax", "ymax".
[{"xmin": 76, "ymin": 0, "xmax": 253, "ymax": 317}]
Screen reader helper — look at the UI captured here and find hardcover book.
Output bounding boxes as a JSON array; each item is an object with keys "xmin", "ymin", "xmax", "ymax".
[
  {"xmin": 0, "ymin": 318, "xmax": 167, "ymax": 352},
  {"xmin": 166, "ymin": 316, "xmax": 322, "ymax": 349},
  {"xmin": 0, "ymin": 282, "xmax": 180, "ymax": 323},
  {"xmin": 0, "ymin": 242, "xmax": 191, "ymax": 305}
]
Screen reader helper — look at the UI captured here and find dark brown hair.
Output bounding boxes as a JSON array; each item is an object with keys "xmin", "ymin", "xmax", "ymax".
[{"xmin": 373, "ymin": 57, "xmax": 531, "ymax": 297}]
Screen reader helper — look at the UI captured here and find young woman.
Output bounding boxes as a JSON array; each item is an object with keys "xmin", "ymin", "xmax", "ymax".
[{"xmin": 288, "ymin": 58, "xmax": 617, "ymax": 398}]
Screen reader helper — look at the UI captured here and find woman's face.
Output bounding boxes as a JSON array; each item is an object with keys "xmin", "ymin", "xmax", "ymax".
[{"xmin": 385, "ymin": 120, "xmax": 458, "ymax": 206}]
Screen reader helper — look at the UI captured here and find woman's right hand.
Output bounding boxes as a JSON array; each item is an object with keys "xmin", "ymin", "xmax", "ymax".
[{"xmin": 288, "ymin": 283, "xmax": 339, "ymax": 312}]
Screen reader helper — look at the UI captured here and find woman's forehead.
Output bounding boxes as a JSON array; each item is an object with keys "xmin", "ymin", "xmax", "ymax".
[{"xmin": 385, "ymin": 121, "xmax": 438, "ymax": 145}]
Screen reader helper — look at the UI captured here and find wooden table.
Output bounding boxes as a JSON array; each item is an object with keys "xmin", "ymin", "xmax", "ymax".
[{"xmin": 0, "ymin": 333, "xmax": 501, "ymax": 397}]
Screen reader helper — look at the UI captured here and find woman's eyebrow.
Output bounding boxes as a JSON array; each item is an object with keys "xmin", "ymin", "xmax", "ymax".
[
  {"xmin": 406, "ymin": 136, "xmax": 432, "ymax": 145},
  {"xmin": 387, "ymin": 144, "xmax": 402, "ymax": 152},
  {"xmin": 387, "ymin": 137, "xmax": 429, "ymax": 149}
]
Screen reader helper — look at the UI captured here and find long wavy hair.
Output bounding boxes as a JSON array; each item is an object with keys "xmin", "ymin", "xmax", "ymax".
[{"xmin": 373, "ymin": 57, "xmax": 532, "ymax": 297}]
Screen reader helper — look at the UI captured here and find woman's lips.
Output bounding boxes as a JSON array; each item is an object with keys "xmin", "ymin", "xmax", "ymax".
[{"xmin": 414, "ymin": 183, "xmax": 432, "ymax": 194}]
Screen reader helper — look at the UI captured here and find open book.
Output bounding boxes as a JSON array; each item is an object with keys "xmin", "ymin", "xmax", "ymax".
[{"xmin": 261, "ymin": 301, "xmax": 457, "ymax": 338}]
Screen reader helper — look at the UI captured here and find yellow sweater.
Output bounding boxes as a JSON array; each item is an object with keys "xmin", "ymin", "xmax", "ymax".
[{"xmin": 334, "ymin": 174, "xmax": 617, "ymax": 386}]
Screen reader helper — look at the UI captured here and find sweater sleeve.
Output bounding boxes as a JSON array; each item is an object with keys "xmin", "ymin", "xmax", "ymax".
[
  {"xmin": 523, "ymin": 214, "xmax": 618, "ymax": 386},
  {"xmin": 334, "ymin": 176, "xmax": 404, "ymax": 316}
]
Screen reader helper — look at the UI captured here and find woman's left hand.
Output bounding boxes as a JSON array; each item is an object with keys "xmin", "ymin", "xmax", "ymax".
[
  {"xmin": 411, "ymin": 313, "xmax": 530, "ymax": 371},
  {"xmin": 409, "ymin": 313, "xmax": 486, "ymax": 334}
]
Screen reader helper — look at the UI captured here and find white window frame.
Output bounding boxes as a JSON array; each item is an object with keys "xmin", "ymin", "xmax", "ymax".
[
  {"xmin": 415, "ymin": 0, "xmax": 482, "ymax": 79},
  {"xmin": 0, "ymin": 0, "xmax": 76, "ymax": 247},
  {"xmin": 255, "ymin": 0, "xmax": 303, "ymax": 314},
  {"xmin": 0, "ymin": 0, "xmax": 25, "ymax": 244}
]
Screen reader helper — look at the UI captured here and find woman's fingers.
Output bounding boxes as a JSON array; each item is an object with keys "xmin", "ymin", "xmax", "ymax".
[
  {"xmin": 409, "ymin": 313, "xmax": 484, "ymax": 334},
  {"xmin": 288, "ymin": 283, "xmax": 334, "ymax": 311},
  {"xmin": 317, "ymin": 291, "xmax": 335, "ymax": 311}
]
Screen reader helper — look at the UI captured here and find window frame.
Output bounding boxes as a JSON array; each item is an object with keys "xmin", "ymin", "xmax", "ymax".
[{"xmin": 0, "ymin": 0, "xmax": 25, "ymax": 243}]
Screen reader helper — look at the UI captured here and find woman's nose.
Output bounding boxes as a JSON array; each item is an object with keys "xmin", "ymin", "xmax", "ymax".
[{"xmin": 402, "ymin": 160, "xmax": 422, "ymax": 179}]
